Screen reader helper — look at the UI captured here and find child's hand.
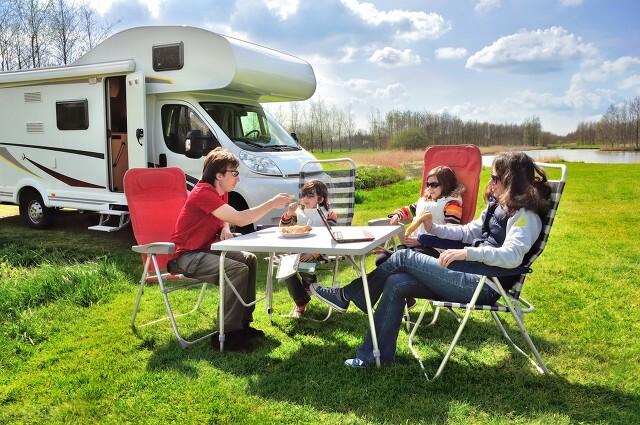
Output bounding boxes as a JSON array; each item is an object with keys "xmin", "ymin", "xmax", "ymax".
[
  {"xmin": 389, "ymin": 214, "xmax": 401, "ymax": 225},
  {"xmin": 287, "ymin": 202, "xmax": 298, "ymax": 216},
  {"xmin": 404, "ymin": 212, "xmax": 433, "ymax": 237}
]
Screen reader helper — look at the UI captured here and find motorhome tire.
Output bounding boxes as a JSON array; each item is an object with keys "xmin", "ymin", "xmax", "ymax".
[{"xmin": 19, "ymin": 190, "xmax": 54, "ymax": 229}]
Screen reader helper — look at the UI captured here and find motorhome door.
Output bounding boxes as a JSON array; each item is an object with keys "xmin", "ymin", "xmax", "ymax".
[{"xmin": 125, "ymin": 73, "xmax": 147, "ymax": 170}]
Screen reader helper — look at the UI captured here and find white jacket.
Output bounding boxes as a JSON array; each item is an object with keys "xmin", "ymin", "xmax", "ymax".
[{"xmin": 430, "ymin": 207, "xmax": 542, "ymax": 269}]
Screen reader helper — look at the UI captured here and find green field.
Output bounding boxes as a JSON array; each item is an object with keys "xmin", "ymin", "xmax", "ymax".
[{"xmin": 1, "ymin": 163, "xmax": 639, "ymax": 424}]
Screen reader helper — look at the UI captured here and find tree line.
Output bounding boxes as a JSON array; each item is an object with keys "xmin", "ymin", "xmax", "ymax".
[
  {"xmin": 0, "ymin": 0, "xmax": 114, "ymax": 71},
  {"xmin": 566, "ymin": 96, "xmax": 640, "ymax": 150},
  {"xmin": 269, "ymin": 100, "xmax": 555, "ymax": 152}
]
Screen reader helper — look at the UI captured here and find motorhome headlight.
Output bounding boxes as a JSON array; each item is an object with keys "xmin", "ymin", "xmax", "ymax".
[{"xmin": 239, "ymin": 151, "xmax": 283, "ymax": 176}]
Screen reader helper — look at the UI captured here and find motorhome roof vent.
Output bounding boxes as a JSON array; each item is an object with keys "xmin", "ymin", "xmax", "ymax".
[
  {"xmin": 26, "ymin": 122, "xmax": 44, "ymax": 133},
  {"xmin": 24, "ymin": 92, "xmax": 42, "ymax": 103},
  {"xmin": 152, "ymin": 41, "xmax": 184, "ymax": 71}
]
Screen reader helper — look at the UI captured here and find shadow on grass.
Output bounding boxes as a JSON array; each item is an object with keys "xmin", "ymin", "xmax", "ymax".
[{"xmin": 144, "ymin": 312, "xmax": 639, "ymax": 424}]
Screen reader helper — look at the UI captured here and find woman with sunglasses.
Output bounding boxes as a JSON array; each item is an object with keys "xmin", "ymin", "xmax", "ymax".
[
  {"xmin": 312, "ymin": 152, "xmax": 551, "ymax": 367},
  {"xmin": 279, "ymin": 179, "xmax": 337, "ymax": 317},
  {"xmin": 170, "ymin": 147, "xmax": 291, "ymax": 352}
]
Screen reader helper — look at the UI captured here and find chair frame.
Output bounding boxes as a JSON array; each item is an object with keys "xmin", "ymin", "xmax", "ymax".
[
  {"xmin": 407, "ymin": 162, "xmax": 567, "ymax": 380},
  {"xmin": 125, "ymin": 167, "xmax": 263, "ymax": 351},
  {"xmin": 270, "ymin": 158, "xmax": 358, "ymax": 321}
]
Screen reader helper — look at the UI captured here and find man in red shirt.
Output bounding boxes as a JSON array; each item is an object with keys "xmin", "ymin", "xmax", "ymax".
[{"xmin": 171, "ymin": 148, "xmax": 291, "ymax": 351}]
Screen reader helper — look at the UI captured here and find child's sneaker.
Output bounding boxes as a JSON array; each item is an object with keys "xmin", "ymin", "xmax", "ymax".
[{"xmin": 291, "ymin": 303, "xmax": 307, "ymax": 318}]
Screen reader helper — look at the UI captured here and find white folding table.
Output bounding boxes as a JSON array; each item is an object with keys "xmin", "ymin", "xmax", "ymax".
[{"xmin": 210, "ymin": 225, "xmax": 403, "ymax": 367}]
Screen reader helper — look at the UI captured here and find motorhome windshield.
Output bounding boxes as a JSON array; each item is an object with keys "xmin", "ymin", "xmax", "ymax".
[{"xmin": 200, "ymin": 102, "xmax": 300, "ymax": 152}]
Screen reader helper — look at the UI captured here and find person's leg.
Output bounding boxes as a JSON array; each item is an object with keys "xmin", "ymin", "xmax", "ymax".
[
  {"xmin": 285, "ymin": 274, "xmax": 311, "ymax": 307},
  {"xmin": 380, "ymin": 249, "xmax": 497, "ymax": 304},
  {"xmin": 225, "ymin": 250, "xmax": 258, "ymax": 329},
  {"xmin": 352, "ymin": 272, "xmax": 435, "ymax": 365}
]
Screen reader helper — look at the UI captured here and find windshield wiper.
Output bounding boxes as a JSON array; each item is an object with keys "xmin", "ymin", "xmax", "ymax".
[
  {"xmin": 237, "ymin": 139, "xmax": 266, "ymax": 149},
  {"xmin": 271, "ymin": 145, "xmax": 300, "ymax": 151}
]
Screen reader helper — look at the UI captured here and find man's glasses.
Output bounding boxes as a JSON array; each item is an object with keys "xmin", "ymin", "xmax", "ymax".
[
  {"xmin": 302, "ymin": 192, "xmax": 317, "ymax": 198},
  {"xmin": 425, "ymin": 181, "xmax": 441, "ymax": 189},
  {"xmin": 490, "ymin": 174, "xmax": 500, "ymax": 184},
  {"xmin": 225, "ymin": 169, "xmax": 240, "ymax": 177}
]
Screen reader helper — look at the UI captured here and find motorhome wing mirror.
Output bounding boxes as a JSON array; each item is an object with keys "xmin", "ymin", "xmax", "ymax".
[
  {"xmin": 290, "ymin": 132, "xmax": 299, "ymax": 142},
  {"xmin": 185, "ymin": 130, "xmax": 216, "ymax": 158}
]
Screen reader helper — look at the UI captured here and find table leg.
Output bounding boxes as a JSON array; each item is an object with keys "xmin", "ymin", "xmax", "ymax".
[
  {"xmin": 360, "ymin": 255, "xmax": 381, "ymax": 367},
  {"xmin": 218, "ymin": 251, "xmax": 226, "ymax": 353},
  {"xmin": 266, "ymin": 252, "xmax": 275, "ymax": 324}
]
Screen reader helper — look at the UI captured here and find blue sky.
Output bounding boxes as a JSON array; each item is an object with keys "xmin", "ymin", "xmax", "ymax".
[{"xmin": 85, "ymin": 0, "xmax": 640, "ymax": 135}]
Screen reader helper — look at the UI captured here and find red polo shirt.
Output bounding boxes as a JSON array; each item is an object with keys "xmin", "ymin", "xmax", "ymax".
[{"xmin": 171, "ymin": 182, "xmax": 228, "ymax": 256}]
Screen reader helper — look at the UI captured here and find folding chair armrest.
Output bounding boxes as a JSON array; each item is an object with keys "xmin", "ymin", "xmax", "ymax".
[
  {"xmin": 447, "ymin": 260, "xmax": 531, "ymax": 277},
  {"xmin": 368, "ymin": 217, "xmax": 391, "ymax": 226},
  {"xmin": 418, "ymin": 234, "xmax": 468, "ymax": 250},
  {"xmin": 132, "ymin": 242, "xmax": 176, "ymax": 255}
]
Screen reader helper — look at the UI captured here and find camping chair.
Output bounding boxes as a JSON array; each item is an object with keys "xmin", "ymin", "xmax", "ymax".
[
  {"xmin": 124, "ymin": 167, "xmax": 213, "ymax": 348},
  {"xmin": 408, "ymin": 162, "xmax": 567, "ymax": 380},
  {"xmin": 368, "ymin": 145, "xmax": 482, "ymax": 327},
  {"xmin": 269, "ymin": 158, "xmax": 358, "ymax": 321}
]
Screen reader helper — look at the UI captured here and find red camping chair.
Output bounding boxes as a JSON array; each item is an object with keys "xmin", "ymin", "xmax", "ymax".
[
  {"xmin": 124, "ymin": 167, "xmax": 214, "ymax": 349},
  {"xmin": 368, "ymin": 145, "xmax": 482, "ymax": 327},
  {"xmin": 420, "ymin": 144, "xmax": 482, "ymax": 225}
]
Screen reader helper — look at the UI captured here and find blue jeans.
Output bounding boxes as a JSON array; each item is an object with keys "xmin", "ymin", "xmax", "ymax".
[{"xmin": 343, "ymin": 249, "xmax": 498, "ymax": 364}]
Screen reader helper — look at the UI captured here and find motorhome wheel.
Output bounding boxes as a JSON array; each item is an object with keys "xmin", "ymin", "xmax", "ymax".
[{"xmin": 19, "ymin": 190, "xmax": 54, "ymax": 229}]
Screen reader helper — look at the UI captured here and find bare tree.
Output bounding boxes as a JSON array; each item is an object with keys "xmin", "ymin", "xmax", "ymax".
[
  {"xmin": 50, "ymin": 0, "xmax": 80, "ymax": 64},
  {"xmin": 17, "ymin": 0, "xmax": 52, "ymax": 68}
]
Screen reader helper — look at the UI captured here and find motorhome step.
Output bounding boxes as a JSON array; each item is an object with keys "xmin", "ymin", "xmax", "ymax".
[
  {"xmin": 87, "ymin": 225, "xmax": 122, "ymax": 232},
  {"xmin": 98, "ymin": 210, "xmax": 129, "ymax": 216}
]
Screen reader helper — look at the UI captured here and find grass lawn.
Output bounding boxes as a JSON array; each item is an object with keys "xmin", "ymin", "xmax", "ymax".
[{"xmin": 1, "ymin": 163, "xmax": 639, "ymax": 424}]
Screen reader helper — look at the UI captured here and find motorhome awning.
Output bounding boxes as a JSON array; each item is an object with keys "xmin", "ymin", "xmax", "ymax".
[{"xmin": 0, "ymin": 60, "xmax": 136, "ymax": 87}]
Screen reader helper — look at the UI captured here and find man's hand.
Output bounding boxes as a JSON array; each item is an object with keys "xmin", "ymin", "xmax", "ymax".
[
  {"xmin": 271, "ymin": 193, "xmax": 294, "ymax": 209},
  {"xmin": 220, "ymin": 226, "xmax": 234, "ymax": 241},
  {"xmin": 438, "ymin": 248, "xmax": 467, "ymax": 268}
]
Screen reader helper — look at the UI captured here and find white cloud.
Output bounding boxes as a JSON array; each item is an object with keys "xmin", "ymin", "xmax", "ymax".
[
  {"xmin": 82, "ymin": 0, "xmax": 164, "ymax": 18},
  {"xmin": 474, "ymin": 0, "xmax": 501, "ymax": 13},
  {"xmin": 620, "ymin": 75, "xmax": 640, "ymax": 90},
  {"xmin": 263, "ymin": 0, "xmax": 300, "ymax": 21},
  {"xmin": 579, "ymin": 56, "xmax": 640, "ymax": 82},
  {"xmin": 435, "ymin": 47, "xmax": 468, "ymax": 60},
  {"xmin": 559, "ymin": 0, "xmax": 583, "ymax": 6},
  {"xmin": 203, "ymin": 22, "xmax": 249, "ymax": 41},
  {"xmin": 301, "ymin": 47, "xmax": 359, "ymax": 65},
  {"xmin": 466, "ymin": 26, "xmax": 597, "ymax": 73},
  {"xmin": 368, "ymin": 47, "xmax": 421, "ymax": 68},
  {"xmin": 339, "ymin": 0, "xmax": 451, "ymax": 41},
  {"xmin": 373, "ymin": 83, "xmax": 406, "ymax": 99}
]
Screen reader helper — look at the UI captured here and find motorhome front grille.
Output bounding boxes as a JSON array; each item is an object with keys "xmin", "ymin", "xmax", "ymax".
[
  {"xmin": 24, "ymin": 92, "xmax": 42, "ymax": 103},
  {"xmin": 26, "ymin": 122, "xmax": 44, "ymax": 133}
]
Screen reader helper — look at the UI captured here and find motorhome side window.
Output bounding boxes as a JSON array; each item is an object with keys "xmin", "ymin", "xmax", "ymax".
[
  {"xmin": 153, "ymin": 42, "xmax": 184, "ymax": 71},
  {"xmin": 161, "ymin": 104, "xmax": 218, "ymax": 155},
  {"xmin": 56, "ymin": 100, "xmax": 89, "ymax": 130}
]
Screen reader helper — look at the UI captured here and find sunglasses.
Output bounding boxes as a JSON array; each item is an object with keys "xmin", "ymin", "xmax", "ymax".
[
  {"xmin": 425, "ymin": 181, "xmax": 441, "ymax": 189},
  {"xmin": 225, "ymin": 169, "xmax": 240, "ymax": 177},
  {"xmin": 302, "ymin": 192, "xmax": 317, "ymax": 198},
  {"xmin": 490, "ymin": 174, "xmax": 500, "ymax": 184}
]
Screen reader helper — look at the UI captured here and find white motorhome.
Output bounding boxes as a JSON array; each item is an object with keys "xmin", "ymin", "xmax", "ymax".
[{"xmin": 0, "ymin": 26, "xmax": 316, "ymax": 232}]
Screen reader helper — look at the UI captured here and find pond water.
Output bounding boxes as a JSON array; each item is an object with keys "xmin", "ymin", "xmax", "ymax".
[{"xmin": 482, "ymin": 148, "xmax": 640, "ymax": 167}]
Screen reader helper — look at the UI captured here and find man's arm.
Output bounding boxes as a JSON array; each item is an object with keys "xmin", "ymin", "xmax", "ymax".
[{"xmin": 212, "ymin": 193, "xmax": 291, "ymax": 227}]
